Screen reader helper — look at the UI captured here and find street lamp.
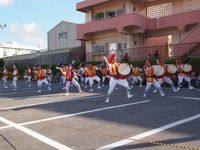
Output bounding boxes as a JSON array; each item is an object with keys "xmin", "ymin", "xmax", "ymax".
[{"xmin": 0, "ymin": 24, "xmax": 6, "ymax": 29}]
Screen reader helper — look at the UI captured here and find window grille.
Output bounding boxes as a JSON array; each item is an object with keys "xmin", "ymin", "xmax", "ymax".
[{"xmin": 147, "ymin": 2, "xmax": 172, "ymax": 19}]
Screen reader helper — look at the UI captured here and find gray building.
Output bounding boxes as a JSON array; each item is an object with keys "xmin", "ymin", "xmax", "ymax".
[
  {"xmin": 48, "ymin": 21, "xmax": 85, "ymax": 51},
  {"xmin": 3, "ymin": 21, "xmax": 86, "ymax": 67}
]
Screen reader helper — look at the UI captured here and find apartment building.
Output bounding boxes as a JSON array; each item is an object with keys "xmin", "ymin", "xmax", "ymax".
[
  {"xmin": 0, "ymin": 42, "xmax": 42, "ymax": 58},
  {"xmin": 76, "ymin": 0, "xmax": 200, "ymax": 61}
]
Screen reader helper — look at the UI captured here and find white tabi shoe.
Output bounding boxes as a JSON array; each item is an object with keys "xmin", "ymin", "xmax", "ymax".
[
  {"xmin": 65, "ymin": 92, "xmax": 69, "ymax": 96},
  {"xmin": 153, "ymin": 89, "xmax": 157, "ymax": 93},
  {"xmin": 97, "ymin": 86, "xmax": 102, "ymax": 89},
  {"xmin": 89, "ymin": 89, "xmax": 93, "ymax": 92},
  {"xmin": 48, "ymin": 87, "xmax": 51, "ymax": 91},
  {"xmin": 105, "ymin": 98, "xmax": 109, "ymax": 103},
  {"xmin": 143, "ymin": 94, "xmax": 147, "ymax": 98},
  {"xmin": 189, "ymin": 86, "xmax": 195, "ymax": 90},
  {"xmin": 176, "ymin": 87, "xmax": 180, "ymax": 91},
  {"xmin": 38, "ymin": 89, "xmax": 41, "ymax": 93},
  {"xmin": 127, "ymin": 94, "xmax": 134, "ymax": 99},
  {"xmin": 161, "ymin": 93, "xmax": 166, "ymax": 97}
]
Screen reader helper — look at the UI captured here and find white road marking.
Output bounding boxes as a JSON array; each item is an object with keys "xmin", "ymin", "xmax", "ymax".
[
  {"xmin": 0, "ymin": 90, "xmax": 40, "ymax": 96},
  {"xmin": 0, "ymin": 116, "xmax": 73, "ymax": 150},
  {"xmin": 0, "ymin": 100, "xmax": 151, "ymax": 130},
  {"xmin": 0, "ymin": 95, "xmax": 105, "ymax": 111},
  {"xmin": 96, "ymin": 114, "xmax": 200, "ymax": 150},
  {"xmin": 169, "ymin": 96, "xmax": 200, "ymax": 101},
  {"xmin": 0, "ymin": 92, "xmax": 67, "ymax": 102}
]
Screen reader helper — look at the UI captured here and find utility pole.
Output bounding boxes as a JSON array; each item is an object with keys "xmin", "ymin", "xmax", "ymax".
[{"xmin": 0, "ymin": 24, "xmax": 6, "ymax": 30}]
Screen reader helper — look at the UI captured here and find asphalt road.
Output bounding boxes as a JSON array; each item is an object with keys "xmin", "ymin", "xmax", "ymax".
[{"xmin": 0, "ymin": 80, "xmax": 200, "ymax": 150}]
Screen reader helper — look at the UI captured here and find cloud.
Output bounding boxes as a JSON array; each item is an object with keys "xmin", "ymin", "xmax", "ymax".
[
  {"xmin": 0, "ymin": 0, "xmax": 14, "ymax": 6},
  {"xmin": 8, "ymin": 22, "xmax": 43, "ymax": 47},
  {"xmin": 35, "ymin": 0, "xmax": 47, "ymax": 2}
]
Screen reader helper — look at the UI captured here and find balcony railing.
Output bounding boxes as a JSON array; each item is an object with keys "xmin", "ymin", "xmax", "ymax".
[{"xmin": 86, "ymin": 42, "xmax": 200, "ymax": 62}]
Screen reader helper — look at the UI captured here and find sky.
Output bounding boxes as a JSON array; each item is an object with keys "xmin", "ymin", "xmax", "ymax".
[{"xmin": 0, "ymin": 0, "xmax": 85, "ymax": 49}]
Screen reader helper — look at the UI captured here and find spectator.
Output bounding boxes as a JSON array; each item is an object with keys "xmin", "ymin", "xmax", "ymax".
[
  {"xmin": 196, "ymin": 73, "xmax": 200, "ymax": 87},
  {"xmin": 190, "ymin": 72, "xmax": 196, "ymax": 87},
  {"xmin": 153, "ymin": 50, "xmax": 159, "ymax": 59},
  {"xmin": 122, "ymin": 53, "xmax": 129, "ymax": 61},
  {"xmin": 148, "ymin": 54, "xmax": 152, "ymax": 60}
]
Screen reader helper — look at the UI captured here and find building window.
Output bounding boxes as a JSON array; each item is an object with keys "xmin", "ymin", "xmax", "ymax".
[
  {"xmin": 117, "ymin": 42, "xmax": 127, "ymax": 50},
  {"xmin": 147, "ymin": 2, "xmax": 172, "ymax": 19},
  {"xmin": 59, "ymin": 32, "xmax": 67, "ymax": 41},
  {"xmin": 93, "ymin": 12, "xmax": 104, "ymax": 21},
  {"xmin": 92, "ymin": 44, "xmax": 105, "ymax": 53},
  {"xmin": 3, "ymin": 49, "xmax": 7, "ymax": 56}
]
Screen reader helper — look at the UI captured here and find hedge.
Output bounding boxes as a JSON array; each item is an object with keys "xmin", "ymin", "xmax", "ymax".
[{"xmin": 0, "ymin": 57, "xmax": 199, "ymax": 80}]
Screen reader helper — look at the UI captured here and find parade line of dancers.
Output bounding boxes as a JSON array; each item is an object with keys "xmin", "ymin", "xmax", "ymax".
[{"xmin": 0, "ymin": 54, "xmax": 196, "ymax": 103}]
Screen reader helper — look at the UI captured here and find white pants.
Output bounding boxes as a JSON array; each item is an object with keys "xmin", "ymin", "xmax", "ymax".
[
  {"xmin": 11, "ymin": 77, "xmax": 18, "ymax": 88},
  {"xmin": 65, "ymin": 79, "xmax": 81, "ymax": 92},
  {"xmin": 88, "ymin": 76, "xmax": 101, "ymax": 87},
  {"xmin": 144, "ymin": 78, "xmax": 164, "ymax": 95},
  {"xmin": 178, "ymin": 75, "xmax": 191, "ymax": 88},
  {"xmin": 60, "ymin": 76, "xmax": 66, "ymax": 84},
  {"xmin": 2, "ymin": 76, "xmax": 7, "ymax": 85},
  {"xmin": 24, "ymin": 75, "xmax": 32, "ymax": 86},
  {"xmin": 102, "ymin": 75, "xmax": 110, "ymax": 85},
  {"xmin": 37, "ymin": 79, "xmax": 49, "ymax": 87},
  {"xmin": 85, "ymin": 77, "xmax": 89, "ymax": 85},
  {"xmin": 107, "ymin": 77, "xmax": 131, "ymax": 97},
  {"xmin": 47, "ymin": 76, "xmax": 52, "ymax": 83},
  {"xmin": 155, "ymin": 76, "xmax": 176, "ymax": 91},
  {"xmin": 132, "ymin": 76, "xmax": 143, "ymax": 85}
]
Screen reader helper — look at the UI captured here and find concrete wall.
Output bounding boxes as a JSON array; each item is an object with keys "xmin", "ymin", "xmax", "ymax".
[
  {"xmin": 48, "ymin": 21, "xmax": 85, "ymax": 51},
  {"xmin": 3, "ymin": 47, "xmax": 85, "ymax": 67}
]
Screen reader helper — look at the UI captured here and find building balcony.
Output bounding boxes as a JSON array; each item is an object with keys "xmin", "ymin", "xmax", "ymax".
[
  {"xmin": 77, "ymin": 13, "xmax": 155, "ymax": 40},
  {"xmin": 77, "ymin": 0, "xmax": 109, "ymax": 12},
  {"xmin": 77, "ymin": 9, "xmax": 200, "ymax": 40}
]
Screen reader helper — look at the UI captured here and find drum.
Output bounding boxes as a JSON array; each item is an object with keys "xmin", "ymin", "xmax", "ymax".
[
  {"xmin": 118, "ymin": 63, "xmax": 131, "ymax": 75},
  {"xmin": 167, "ymin": 64, "xmax": 176, "ymax": 74},
  {"xmin": 153, "ymin": 65, "xmax": 164, "ymax": 76},
  {"xmin": 183, "ymin": 64, "xmax": 192, "ymax": 72},
  {"xmin": 77, "ymin": 67, "xmax": 83, "ymax": 74}
]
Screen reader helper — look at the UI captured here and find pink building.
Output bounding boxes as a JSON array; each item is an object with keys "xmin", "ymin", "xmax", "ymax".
[{"xmin": 76, "ymin": 0, "xmax": 200, "ymax": 61}]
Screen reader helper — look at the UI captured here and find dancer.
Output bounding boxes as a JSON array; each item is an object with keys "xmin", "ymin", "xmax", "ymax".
[
  {"xmin": 0, "ymin": 65, "xmax": 9, "ymax": 88},
  {"xmin": 35, "ymin": 64, "xmax": 51, "ymax": 92},
  {"xmin": 56, "ymin": 63, "xmax": 67, "ymax": 89},
  {"xmin": 153, "ymin": 59, "xmax": 177, "ymax": 93},
  {"xmin": 100, "ymin": 65, "xmax": 110, "ymax": 86},
  {"xmin": 46, "ymin": 65, "xmax": 53, "ymax": 85},
  {"xmin": 130, "ymin": 63, "xmax": 143, "ymax": 88},
  {"xmin": 24, "ymin": 65, "xmax": 32, "ymax": 87},
  {"xmin": 9, "ymin": 65, "xmax": 18, "ymax": 90},
  {"xmin": 64, "ymin": 64, "xmax": 83, "ymax": 95},
  {"xmin": 103, "ymin": 54, "xmax": 133, "ymax": 103},
  {"xmin": 83, "ymin": 62, "xmax": 102, "ymax": 92},
  {"xmin": 176, "ymin": 59, "xmax": 195, "ymax": 91},
  {"xmin": 143, "ymin": 60, "xmax": 166, "ymax": 97}
]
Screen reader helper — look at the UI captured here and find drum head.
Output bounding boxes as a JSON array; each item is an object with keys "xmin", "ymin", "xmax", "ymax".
[
  {"xmin": 183, "ymin": 64, "xmax": 192, "ymax": 72},
  {"xmin": 118, "ymin": 63, "xmax": 131, "ymax": 75},
  {"xmin": 167, "ymin": 64, "xmax": 176, "ymax": 74},
  {"xmin": 153, "ymin": 65, "xmax": 164, "ymax": 76}
]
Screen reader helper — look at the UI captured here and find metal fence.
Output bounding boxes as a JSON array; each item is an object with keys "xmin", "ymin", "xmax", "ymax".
[
  {"xmin": 3, "ymin": 51, "xmax": 86, "ymax": 67},
  {"xmin": 86, "ymin": 42, "xmax": 200, "ymax": 62}
]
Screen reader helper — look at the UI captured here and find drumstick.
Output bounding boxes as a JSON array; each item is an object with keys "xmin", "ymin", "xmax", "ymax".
[{"xmin": 156, "ymin": 59, "xmax": 159, "ymax": 65}]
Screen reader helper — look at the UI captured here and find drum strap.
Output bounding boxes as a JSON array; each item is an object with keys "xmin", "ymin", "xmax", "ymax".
[
  {"xmin": 110, "ymin": 75, "xmax": 119, "ymax": 78},
  {"xmin": 146, "ymin": 76, "xmax": 153, "ymax": 78}
]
